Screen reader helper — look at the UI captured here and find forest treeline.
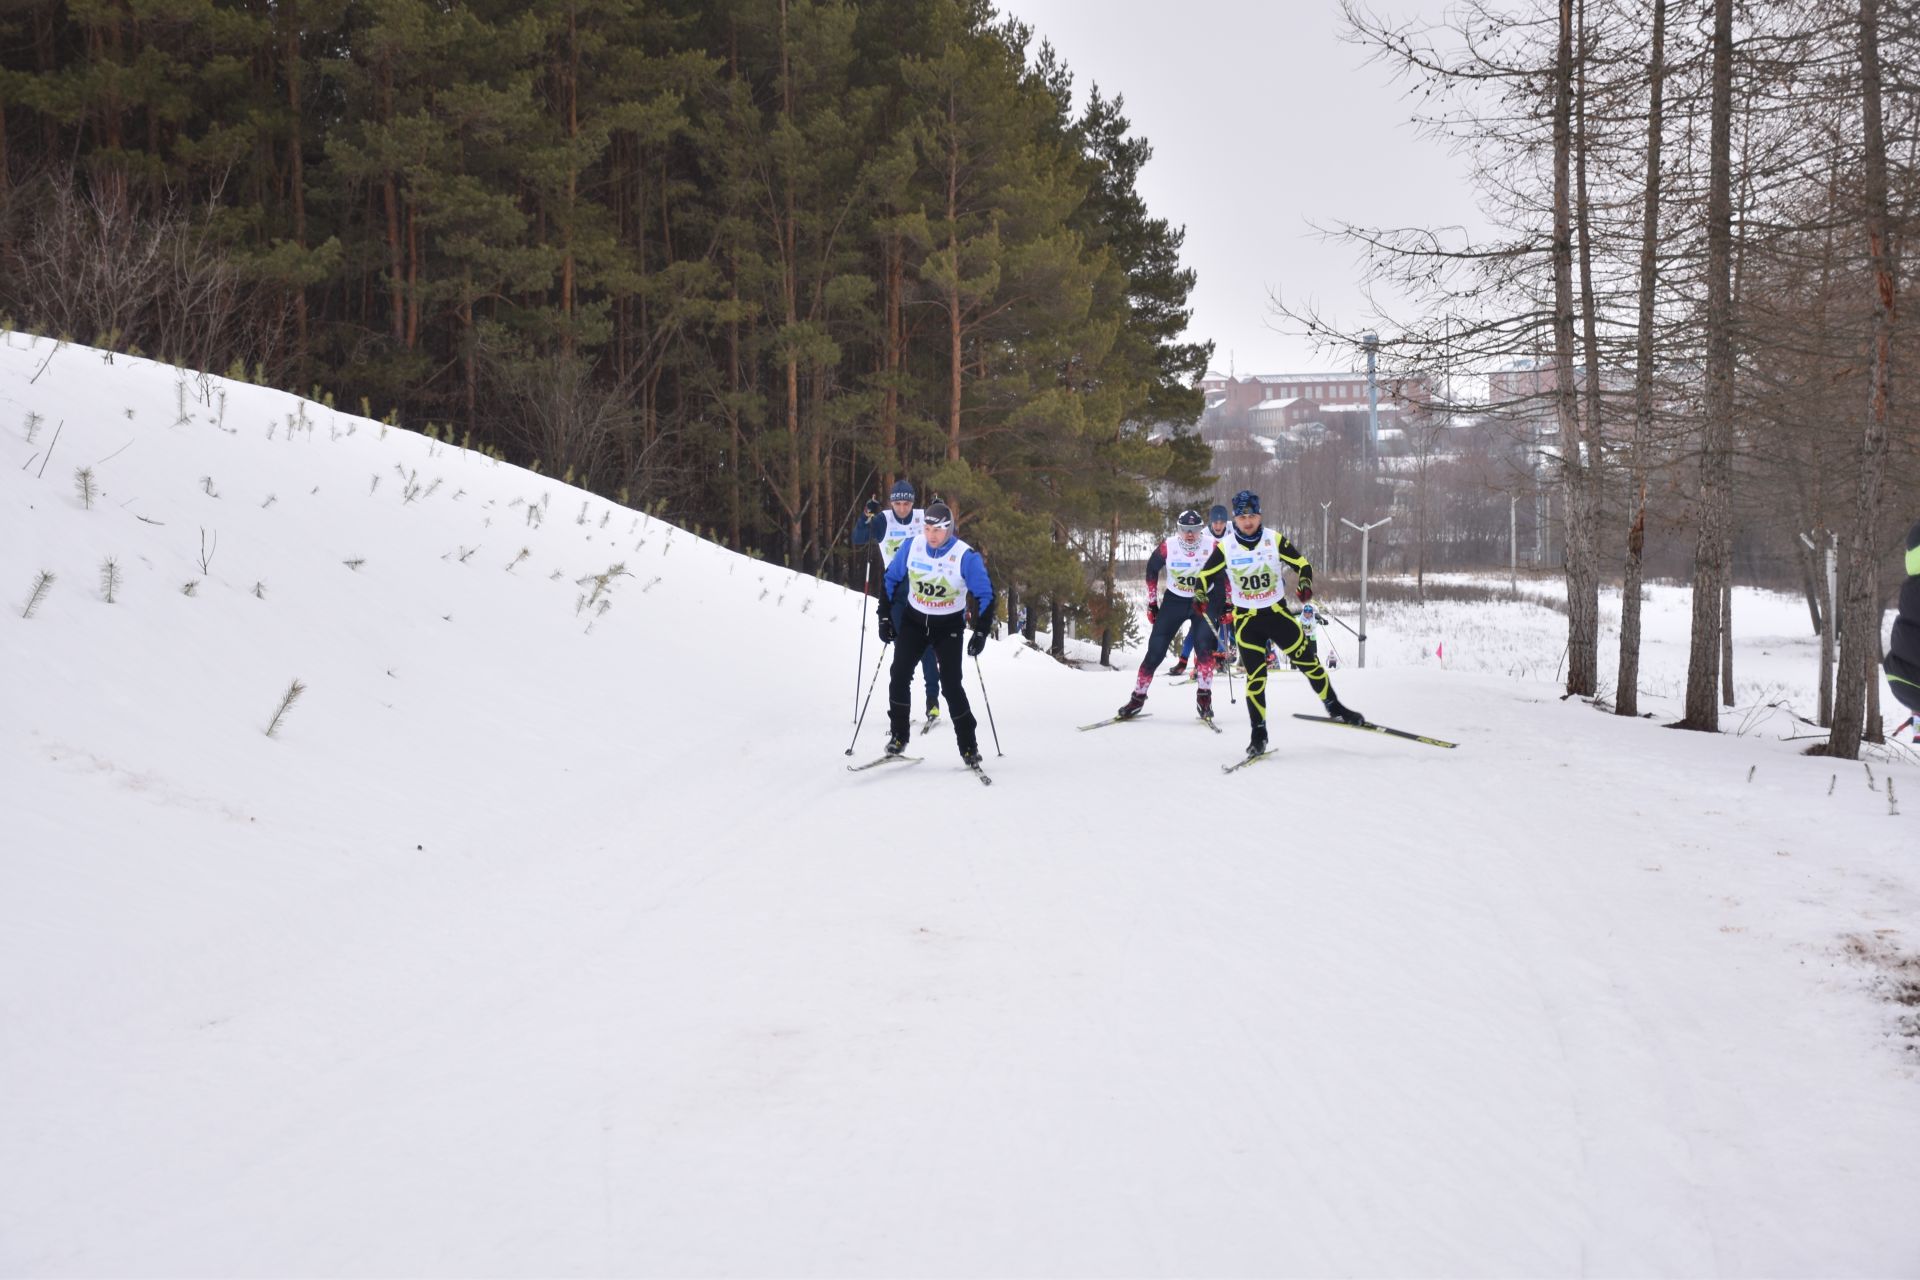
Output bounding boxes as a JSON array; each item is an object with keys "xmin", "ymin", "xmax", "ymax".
[
  {"xmin": 1284, "ymin": 0, "xmax": 1920, "ymax": 759},
  {"xmin": 0, "ymin": 0, "xmax": 1211, "ymax": 644}
]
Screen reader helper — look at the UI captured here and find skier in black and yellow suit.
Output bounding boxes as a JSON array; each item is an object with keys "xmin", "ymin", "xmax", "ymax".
[{"xmin": 1196, "ymin": 489, "xmax": 1364, "ymax": 758}]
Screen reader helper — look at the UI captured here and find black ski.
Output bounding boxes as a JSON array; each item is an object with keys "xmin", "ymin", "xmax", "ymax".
[
  {"xmin": 921, "ymin": 714, "xmax": 945, "ymax": 734},
  {"xmin": 963, "ymin": 761, "xmax": 993, "ymax": 786},
  {"xmin": 847, "ymin": 754, "xmax": 924, "ymax": 773},
  {"xmin": 1196, "ymin": 715, "xmax": 1222, "ymax": 734},
  {"xmin": 1291, "ymin": 713, "xmax": 1457, "ymax": 749},
  {"xmin": 1077, "ymin": 712, "xmax": 1152, "ymax": 731}
]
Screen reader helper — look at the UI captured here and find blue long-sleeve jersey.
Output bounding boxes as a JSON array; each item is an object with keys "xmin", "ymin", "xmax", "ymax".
[{"xmin": 884, "ymin": 534, "xmax": 995, "ymax": 627}]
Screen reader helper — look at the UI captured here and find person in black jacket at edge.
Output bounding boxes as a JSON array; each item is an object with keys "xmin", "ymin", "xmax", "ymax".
[{"xmin": 1886, "ymin": 520, "xmax": 1920, "ymax": 718}]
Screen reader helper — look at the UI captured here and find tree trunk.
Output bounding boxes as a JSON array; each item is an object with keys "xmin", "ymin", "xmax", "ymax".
[
  {"xmin": 1618, "ymin": 0, "xmax": 1665, "ymax": 720},
  {"xmin": 1828, "ymin": 0, "xmax": 1896, "ymax": 758},
  {"xmin": 1551, "ymin": 0, "xmax": 1597, "ymax": 699},
  {"xmin": 1680, "ymin": 0, "xmax": 1736, "ymax": 731},
  {"xmin": 882, "ymin": 231, "xmax": 902, "ymax": 474},
  {"xmin": 946, "ymin": 88, "xmax": 963, "ymax": 463},
  {"xmin": 1099, "ymin": 510, "xmax": 1120, "ymax": 667},
  {"xmin": 379, "ymin": 59, "xmax": 405, "ymax": 346},
  {"xmin": 284, "ymin": 0, "xmax": 307, "ymax": 367}
]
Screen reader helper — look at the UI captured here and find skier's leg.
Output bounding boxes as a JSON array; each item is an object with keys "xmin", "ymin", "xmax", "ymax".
[
  {"xmin": 1239, "ymin": 610, "xmax": 1275, "ymax": 744},
  {"xmin": 1137, "ymin": 597, "xmax": 1191, "ymax": 687},
  {"xmin": 889, "ymin": 612, "xmax": 930, "ymax": 742},
  {"xmin": 927, "ymin": 617, "xmax": 976, "ymax": 754},
  {"xmin": 1278, "ymin": 609, "xmax": 1362, "ymax": 721}
]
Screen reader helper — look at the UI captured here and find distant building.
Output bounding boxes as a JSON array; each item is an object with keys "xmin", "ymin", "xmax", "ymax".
[{"xmin": 1198, "ymin": 369, "xmax": 1434, "ymax": 448}]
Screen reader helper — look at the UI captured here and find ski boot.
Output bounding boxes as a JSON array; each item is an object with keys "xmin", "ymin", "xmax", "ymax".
[
  {"xmin": 1246, "ymin": 725, "xmax": 1268, "ymax": 758},
  {"xmin": 959, "ymin": 746, "xmax": 983, "ymax": 768},
  {"xmin": 884, "ymin": 734, "xmax": 908, "ymax": 756},
  {"xmin": 1168, "ymin": 659, "xmax": 1188, "ymax": 677},
  {"xmin": 1196, "ymin": 688, "xmax": 1213, "ymax": 722},
  {"xmin": 1116, "ymin": 690, "xmax": 1148, "ymax": 720},
  {"xmin": 925, "ymin": 705, "xmax": 941, "ymax": 728},
  {"xmin": 1324, "ymin": 697, "xmax": 1364, "ymax": 726}
]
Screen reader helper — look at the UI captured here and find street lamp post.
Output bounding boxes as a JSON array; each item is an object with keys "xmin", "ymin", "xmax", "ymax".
[
  {"xmin": 1363, "ymin": 332, "xmax": 1380, "ymax": 478},
  {"xmin": 1340, "ymin": 515, "xmax": 1392, "ymax": 668}
]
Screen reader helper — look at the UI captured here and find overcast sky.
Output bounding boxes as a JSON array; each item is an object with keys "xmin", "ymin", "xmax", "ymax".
[{"xmin": 999, "ymin": 0, "xmax": 1486, "ymax": 379}]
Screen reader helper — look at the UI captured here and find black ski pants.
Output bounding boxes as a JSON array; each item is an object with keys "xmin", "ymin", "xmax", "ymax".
[
  {"xmin": 889, "ymin": 609, "xmax": 977, "ymax": 753},
  {"xmin": 1232, "ymin": 604, "xmax": 1333, "ymax": 730}
]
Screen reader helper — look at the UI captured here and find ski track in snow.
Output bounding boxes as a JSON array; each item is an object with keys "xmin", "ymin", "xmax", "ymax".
[{"xmin": 3, "ymin": 333, "xmax": 1917, "ymax": 1277}]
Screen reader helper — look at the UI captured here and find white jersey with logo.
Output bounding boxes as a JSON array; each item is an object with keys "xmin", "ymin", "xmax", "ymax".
[
  {"xmin": 874, "ymin": 507, "xmax": 924, "ymax": 564},
  {"xmin": 1222, "ymin": 528, "xmax": 1288, "ymax": 610},
  {"xmin": 1161, "ymin": 533, "xmax": 1216, "ymax": 599},
  {"xmin": 902, "ymin": 534, "xmax": 973, "ymax": 617}
]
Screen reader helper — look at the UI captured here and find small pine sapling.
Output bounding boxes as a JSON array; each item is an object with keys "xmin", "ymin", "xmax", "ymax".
[
  {"xmin": 182, "ymin": 580, "xmax": 199, "ymax": 596},
  {"xmin": 266, "ymin": 678, "xmax": 307, "ymax": 738},
  {"xmin": 343, "ymin": 558, "xmax": 365, "ymax": 571},
  {"xmin": 74, "ymin": 466, "xmax": 96, "ymax": 509},
  {"xmin": 506, "ymin": 548, "xmax": 531, "ymax": 572},
  {"xmin": 201, "ymin": 476, "xmax": 219, "ymax": 497},
  {"xmin": 24, "ymin": 411, "xmax": 42, "ymax": 443},
  {"xmin": 100, "ymin": 557, "xmax": 120, "ymax": 603},
  {"xmin": 21, "ymin": 570, "xmax": 55, "ymax": 618},
  {"xmin": 252, "ymin": 581, "xmax": 267, "ymax": 599}
]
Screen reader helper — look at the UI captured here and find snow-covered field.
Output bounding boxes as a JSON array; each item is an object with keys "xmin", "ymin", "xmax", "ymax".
[{"xmin": 3, "ymin": 334, "xmax": 1916, "ymax": 1278}]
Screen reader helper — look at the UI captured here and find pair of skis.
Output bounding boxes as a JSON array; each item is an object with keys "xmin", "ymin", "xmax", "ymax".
[{"xmin": 846, "ymin": 751, "xmax": 991, "ymax": 785}]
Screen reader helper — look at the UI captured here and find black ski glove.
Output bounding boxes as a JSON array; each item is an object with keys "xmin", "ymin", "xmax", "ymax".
[
  {"xmin": 967, "ymin": 629, "xmax": 987, "ymax": 658},
  {"xmin": 878, "ymin": 615, "xmax": 895, "ymax": 644},
  {"xmin": 865, "ymin": 499, "xmax": 881, "ymax": 516}
]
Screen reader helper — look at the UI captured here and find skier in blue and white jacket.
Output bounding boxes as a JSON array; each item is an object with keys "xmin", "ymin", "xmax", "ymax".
[
  {"xmin": 880, "ymin": 501, "xmax": 994, "ymax": 766},
  {"xmin": 853, "ymin": 478, "xmax": 941, "ymax": 726}
]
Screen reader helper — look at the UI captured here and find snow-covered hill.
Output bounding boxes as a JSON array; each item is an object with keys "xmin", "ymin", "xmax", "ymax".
[{"xmin": 3, "ymin": 333, "xmax": 1916, "ymax": 1277}]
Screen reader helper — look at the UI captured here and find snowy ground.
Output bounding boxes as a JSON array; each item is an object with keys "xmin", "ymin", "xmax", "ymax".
[{"xmin": 3, "ymin": 334, "xmax": 1917, "ymax": 1278}]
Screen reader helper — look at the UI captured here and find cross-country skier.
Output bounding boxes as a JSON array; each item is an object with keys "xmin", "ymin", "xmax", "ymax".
[
  {"xmin": 1887, "ymin": 519, "xmax": 1920, "ymax": 715},
  {"xmin": 1170, "ymin": 503, "xmax": 1234, "ymax": 677},
  {"xmin": 1204, "ymin": 489, "xmax": 1363, "ymax": 757},
  {"xmin": 880, "ymin": 501, "xmax": 995, "ymax": 766},
  {"xmin": 1116, "ymin": 508, "xmax": 1229, "ymax": 723},
  {"xmin": 854, "ymin": 479, "xmax": 940, "ymax": 728}
]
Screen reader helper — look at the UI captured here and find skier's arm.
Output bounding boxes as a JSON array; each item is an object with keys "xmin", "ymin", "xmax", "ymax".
[
  {"xmin": 961, "ymin": 549, "xmax": 995, "ymax": 626},
  {"xmin": 881, "ymin": 539, "xmax": 913, "ymax": 618},
  {"xmin": 1276, "ymin": 531, "xmax": 1313, "ymax": 598},
  {"xmin": 1143, "ymin": 541, "xmax": 1168, "ymax": 600},
  {"xmin": 1198, "ymin": 543, "xmax": 1230, "ymax": 630},
  {"xmin": 851, "ymin": 510, "xmax": 884, "ymax": 547},
  {"xmin": 1199, "ymin": 550, "xmax": 1228, "ymax": 618}
]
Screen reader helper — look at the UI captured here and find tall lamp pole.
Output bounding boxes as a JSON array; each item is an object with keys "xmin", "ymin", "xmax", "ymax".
[
  {"xmin": 1340, "ymin": 516, "xmax": 1392, "ymax": 668},
  {"xmin": 1363, "ymin": 332, "xmax": 1380, "ymax": 478}
]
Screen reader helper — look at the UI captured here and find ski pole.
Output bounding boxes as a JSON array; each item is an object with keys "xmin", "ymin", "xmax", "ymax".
[
  {"xmin": 1318, "ymin": 607, "xmax": 1364, "ymax": 641},
  {"xmin": 1219, "ymin": 621, "xmax": 1236, "ymax": 704},
  {"xmin": 973, "ymin": 655, "xmax": 1003, "ymax": 757},
  {"xmin": 844, "ymin": 642, "xmax": 890, "ymax": 755},
  {"xmin": 852, "ymin": 556, "xmax": 872, "ymax": 722}
]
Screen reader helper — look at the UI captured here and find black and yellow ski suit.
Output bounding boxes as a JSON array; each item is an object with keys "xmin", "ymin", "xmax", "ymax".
[{"xmin": 1197, "ymin": 523, "xmax": 1355, "ymax": 741}]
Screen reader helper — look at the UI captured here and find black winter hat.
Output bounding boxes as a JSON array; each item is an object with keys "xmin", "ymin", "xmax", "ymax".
[{"xmin": 925, "ymin": 501, "xmax": 954, "ymax": 529}]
